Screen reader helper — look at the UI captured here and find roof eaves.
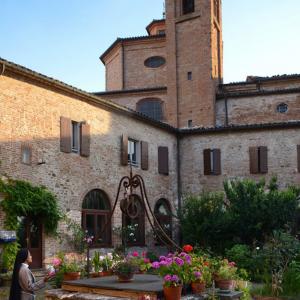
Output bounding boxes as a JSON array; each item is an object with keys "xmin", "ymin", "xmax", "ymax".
[
  {"xmin": 93, "ymin": 86, "xmax": 167, "ymax": 96},
  {"xmin": 0, "ymin": 57, "xmax": 176, "ymax": 133},
  {"xmin": 179, "ymin": 121, "xmax": 300, "ymax": 135},
  {"xmin": 146, "ymin": 19, "xmax": 165, "ymax": 34},
  {"xmin": 100, "ymin": 34, "xmax": 166, "ymax": 64}
]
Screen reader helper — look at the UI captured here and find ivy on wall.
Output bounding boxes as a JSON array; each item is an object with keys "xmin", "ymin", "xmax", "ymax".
[{"xmin": 0, "ymin": 178, "xmax": 61, "ymax": 234}]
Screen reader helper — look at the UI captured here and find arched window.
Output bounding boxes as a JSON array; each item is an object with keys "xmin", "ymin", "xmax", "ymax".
[
  {"xmin": 137, "ymin": 98, "xmax": 163, "ymax": 121},
  {"xmin": 122, "ymin": 195, "xmax": 145, "ymax": 247},
  {"xmin": 154, "ymin": 199, "xmax": 172, "ymax": 245},
  {"xmin": 82, "ymin": 189, "xmax": 111, "ymax": 247}
]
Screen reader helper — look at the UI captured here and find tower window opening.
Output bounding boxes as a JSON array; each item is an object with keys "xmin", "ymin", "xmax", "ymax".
[
  {"xmin": 187, "ymin": 71, "xmax": 192, "ymax": 80},
  {"xmin": 182, "ymin": 0, "xmax": 195, "ymax": 15}
]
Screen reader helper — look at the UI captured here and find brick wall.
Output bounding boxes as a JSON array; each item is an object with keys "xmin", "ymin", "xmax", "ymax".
[
  {"xmin": 105, "ymin": 46, "xmax": 123, "ymax": 91},
  {"xmin": 123, "ymin": 40, "xmax": 167, "ymax": 90},
  {"xmin": 0, "ymin": 73, "xmax": 178, "ymax": 257},
  {"xmin": 180, "ymin": 128, "xmax": 300, "ymax": 194},
  {"xmin": 216, "ymin": 93, "xmax": 300, "ymax": 126}
]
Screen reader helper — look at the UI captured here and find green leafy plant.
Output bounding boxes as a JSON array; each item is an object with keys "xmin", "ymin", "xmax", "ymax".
[
  {"xmin": 1, "ymin": 242, "xmax": 19, "ymax": 271},
  {"xmin": 217, "ymin": 259, "xmax": 237, "ymax": 280},
  {"xmin": 0, "ymin": 178, "xmax": 61, "ymax": 234},
  {"xmin": 113, "ymin": 259, "xmax": 137, "ymax": 276}
]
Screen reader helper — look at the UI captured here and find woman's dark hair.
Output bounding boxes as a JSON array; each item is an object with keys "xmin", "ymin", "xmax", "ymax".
[{"xmin": 9, "ymin": 248, "xmax": 29, "ymax": 300}]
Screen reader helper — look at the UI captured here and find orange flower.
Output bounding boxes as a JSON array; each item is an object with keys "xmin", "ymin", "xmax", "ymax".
[{"xmin": 183, "ymin": 244, "xmax": 193, "ymax": 253}]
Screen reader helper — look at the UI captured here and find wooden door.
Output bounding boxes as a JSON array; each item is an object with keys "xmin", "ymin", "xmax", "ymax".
[{"xmin": 18, "ymin": 217, "xmax": 43, "ymax": 269}]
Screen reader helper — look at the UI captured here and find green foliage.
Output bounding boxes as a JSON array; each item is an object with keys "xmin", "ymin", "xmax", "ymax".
[
  {"xmin": 1, "ymin": 242, "xmax": 19, "ymax": 271},
  {"xmin": 179, "ymin": 191, "xmax": 229, "ymax": 252},
  {"xmin": 224, "ymin": 177, "xmax": 299, "ymax": 246},
  {"xmin": 281, "ymin": 260, "xmax": 300, "ymax": 296},
  {"xmin": 225, "ymin": 244, "xmax": 252, "ymax": 271},
  {"xmin": 179, "ymin": 177, "xmax": 299, "ymax": 253},
  {"xmin": 0, "ymin": 178, "xmax": 61, "ymax": 234},
  {"xmin": 62, "ymin": 216, "xmax": 86, "ymax": 253}
]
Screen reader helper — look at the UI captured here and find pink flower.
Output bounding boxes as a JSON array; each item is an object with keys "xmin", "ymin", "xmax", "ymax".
[
  {"xmin": 229, "ymin": 261, "xmax": 236, "ymax": 267},
  {"xmin": 52, "ymin": 258, "xmax": 62, "ymax": 266},
  {"xmin": 132, "ymin": 251, "xmax": 139, "ymax": 257},
  {"xmin": 151, "ymin": 262, "xmax": 160, "ymax": 269},
  {"xmin": 144, "ymin": 258, "xmax": 150, "ymax": 263},
  {"xmin": 142, "ymin": 251, "xmax": 146, "ymax": 258}
]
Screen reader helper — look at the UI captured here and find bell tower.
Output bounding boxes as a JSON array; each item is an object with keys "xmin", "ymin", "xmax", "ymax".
[{"xmin": 165, "ymin": 0, "xmax": 223, "ymax": 128}]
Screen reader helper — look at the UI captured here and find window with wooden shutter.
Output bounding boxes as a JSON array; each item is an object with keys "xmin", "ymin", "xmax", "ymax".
[
  {"xmin": 249, "ymin": 146, "xmax": 268, "ymax": 174},
  {"xmin": 203, "ymin": 149, "xmax": 211, "ymax": 175},
  {"xmin": 259, "ymin": 146, "xmax": 268, "ymax": 174},
  {"xmin": 60, "ymin": 116, "xmax": 72, "ymax": 153},
  {"xmin": 212, "ymin": 149, "xmax": 221, "ymax": 175},
  {"xmin": 121, "ymin": 135, "xmax": 128, "ymax": 166},
  {"xmin": 141, "ymin": 141, "xmax": 149, "ymax": 170},
  {"xmin": 203, "ymin": 149, "xmax": 221, "ymax": 175},
  {"xmin": 249, "ymin": 147, "xmax": 259, "ymax": 174},
  {"xmin": 80, "ymin": 122, "xmax": 90, "ymax": 157},
  {"xmin": 297, "ymin": 145, "xmax": 300, "ymax": 173},
  {"xmin": 158, "ymin": 146, "xmax": 169, "ymax": 175}
]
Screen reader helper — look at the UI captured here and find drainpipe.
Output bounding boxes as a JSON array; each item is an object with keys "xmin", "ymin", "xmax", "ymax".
[
  {"xmin": 176, "ymin": 130, "xmax": 182, "ymax": 245},
  {"xmin": 224, "ymin": 94, "xmax": 229, "ymax": 126}
]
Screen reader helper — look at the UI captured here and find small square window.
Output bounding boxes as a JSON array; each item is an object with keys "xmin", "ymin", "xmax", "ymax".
[
  {"xmin": 182, "ymin": 0, "xmax": 195, "ymax": 15},
  {"xmin": 128, "ymin": 139, "xmax": 140, "ymax": 166},
  {"xmin": 187, "ymin": 72, "xmax": 192, "ymax": 80},
  {"xmin": 72, "ymin": 121, "xmax": 80, "ymax": 153},
  {"xmin": 158, "ymin": 30, "xmax": 165, "ymax": 35},
  {"xmin": 188, "ymin": 120, "xmax": 193, "ymax": 127}
]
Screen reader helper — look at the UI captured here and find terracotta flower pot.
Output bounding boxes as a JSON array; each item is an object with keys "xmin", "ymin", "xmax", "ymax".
[
  {"xmin": 63, "ymin": 272, "xmax": 81, "ymax": 281},
  {"xmin": 91, "ymin": 272, "xmax": 100, "ymax": 278},
  {"xmin": 216, "ymin": 279, "xmax": 235, "ymax": 290},
  {"xmin": 117, "ymin": 273, "xmax": 134, "ymax": 282},
  {"xmin": 191, "ymin": 281, "xmax": 206, "ymax": 294},
  {"xmin": 100, "ymin": 270, "xmax": 113, "ymax": 277},
  {"xmin": 163, "ymin": 285, "xmax": 182, "ymax": 300}
]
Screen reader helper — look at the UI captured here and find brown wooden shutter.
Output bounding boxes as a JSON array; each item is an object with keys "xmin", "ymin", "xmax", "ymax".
[
  {"xmin": 80, "ymin": 123, "xmax": 90, "ymax": 157},
  {"xmin": 158, "ymin": 146, "xmax": 169, "ymax": 175},
  {"xmin": 259, "ymin": 146, "xmax": 268, "ymax": 174},
  {"xmin": 141, "ymin": 141, "xmax": 149, "ymax": 170},
  {"xmin": 213, "ymin": 149, "xmax": 221, "ymax": 175},
  {"xmin": 121, "ymin": 134, "xmax": 128, "ymax": 166},
  {"xmin": 249, "ymin": 147, "xmax": 259, "ymax": 174},
  {"xmin": 203, "ymin": 149, "xmax": 211, "ymax": 175},
  {"xmin": 60, "ymin": 116, "xmax": 71, "ymax": 153},
  {"xmin": 297, "ymin": 145, "xmax": 300, "ymax": 173}
]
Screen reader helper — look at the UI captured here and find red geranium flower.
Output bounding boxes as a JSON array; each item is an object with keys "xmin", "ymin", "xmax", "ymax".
[{"xmin": 182, "ymin": 244, "xmax": 193, "ymax": 253}]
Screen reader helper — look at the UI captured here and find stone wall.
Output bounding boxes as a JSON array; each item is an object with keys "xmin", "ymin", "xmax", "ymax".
[
  {"xmin": 0, "ymin": 73, "xmax": 178, "ymax": 258},
  {"xmin": 180, "ymin": 128, "xmax": 300, "ymax": 194}
]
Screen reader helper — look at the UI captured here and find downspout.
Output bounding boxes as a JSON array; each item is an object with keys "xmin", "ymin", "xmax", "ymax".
[
  {"xmin": 224, "ymin": 94, "xmax": 229, "ymax": 126},
  {"xmin": 176, "ymin": 130, "xmax": 182, "ymax": 245}
]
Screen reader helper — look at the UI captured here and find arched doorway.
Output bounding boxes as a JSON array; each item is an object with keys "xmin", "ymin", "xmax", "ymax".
[
  {"xmin": 82, "ymin": 189, "xmax": 112, "ymax": 247},
  {"xmin": 154, "ymin": 198, "xmax": 172, "ymax": 245},
  {"xmin": 18, "ymin": 217, "xmax": 43, "ymax": 268}
]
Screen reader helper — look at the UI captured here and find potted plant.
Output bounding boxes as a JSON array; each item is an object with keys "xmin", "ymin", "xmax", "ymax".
[
  {"xmin": 127, "ymin": 251, "xmax": 151, "ymax": 274},
  {"xmin": 215, "ymin": 259, "xmax": 237, "ymax": 290},
  {"xmin": 91, "ymin": 251, "xmax": 101, "ymax": 277},
  {"xmin": 60, "ymin": 252, "xmax": 85, "ymax": 281},
  {"xmin": 99, "ymin": 253, "xmax": 114, "ymax": 276},
  {"xmin": 151, "ymin": 252, "xmax": 192, "ymax": 300},
  {"xmin": 113, "ymin": 259, "xmax": 138, "ymax": 282}
]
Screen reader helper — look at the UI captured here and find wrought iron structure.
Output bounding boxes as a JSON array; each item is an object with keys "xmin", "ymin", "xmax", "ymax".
[{"xmin": 101, "ymin": 165, "xmax": 181, "ymax": 251}]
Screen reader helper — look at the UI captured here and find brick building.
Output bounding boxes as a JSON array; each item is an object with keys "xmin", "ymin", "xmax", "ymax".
[{"xmin": 1, "ymin": 0, "xmax": 300, "ymax": 267}]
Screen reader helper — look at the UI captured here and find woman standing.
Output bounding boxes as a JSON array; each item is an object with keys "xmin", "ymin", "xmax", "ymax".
[{"xmin": 9, "ymin": 248, "xmax": 50, "ymax": 300}]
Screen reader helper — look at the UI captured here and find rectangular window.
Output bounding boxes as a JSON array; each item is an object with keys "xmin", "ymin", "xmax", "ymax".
[
  {"xmin": 249, "ymin": 146, "xmax": 268, "ymax": 174},
  {"xmin": 182, "ymin": 0, "xmax": 195, "ymax": 15},
  {"xmin": 21, "ymin": 144, "xmax": 32, "ymax": 165},
  {"xmin": 203, "ymin": 148, "xmax": 221, "ymax": 175},
  {"xmin": 128, "ymin": 139, "xmax": 140, "ymax": 166},
  {"xmin": 188, "ymin": 120, "xmax": 193, "ymax": 128},
  {"xmin": 187, "ymin": 71, "xmax": 192, "ymax": 80},
  {"xmin": 72, "ymin": 121, "xmax": 80, "ymax": 153},
  {"xmin": 158, "ymin": 30, "xmax": 165, "ymax": 35}
]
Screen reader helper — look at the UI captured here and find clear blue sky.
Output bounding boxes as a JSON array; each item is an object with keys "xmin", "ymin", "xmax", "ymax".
[{"xmin": 1, "ymin": 1, "xmax": 300, "ymax": 92}]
